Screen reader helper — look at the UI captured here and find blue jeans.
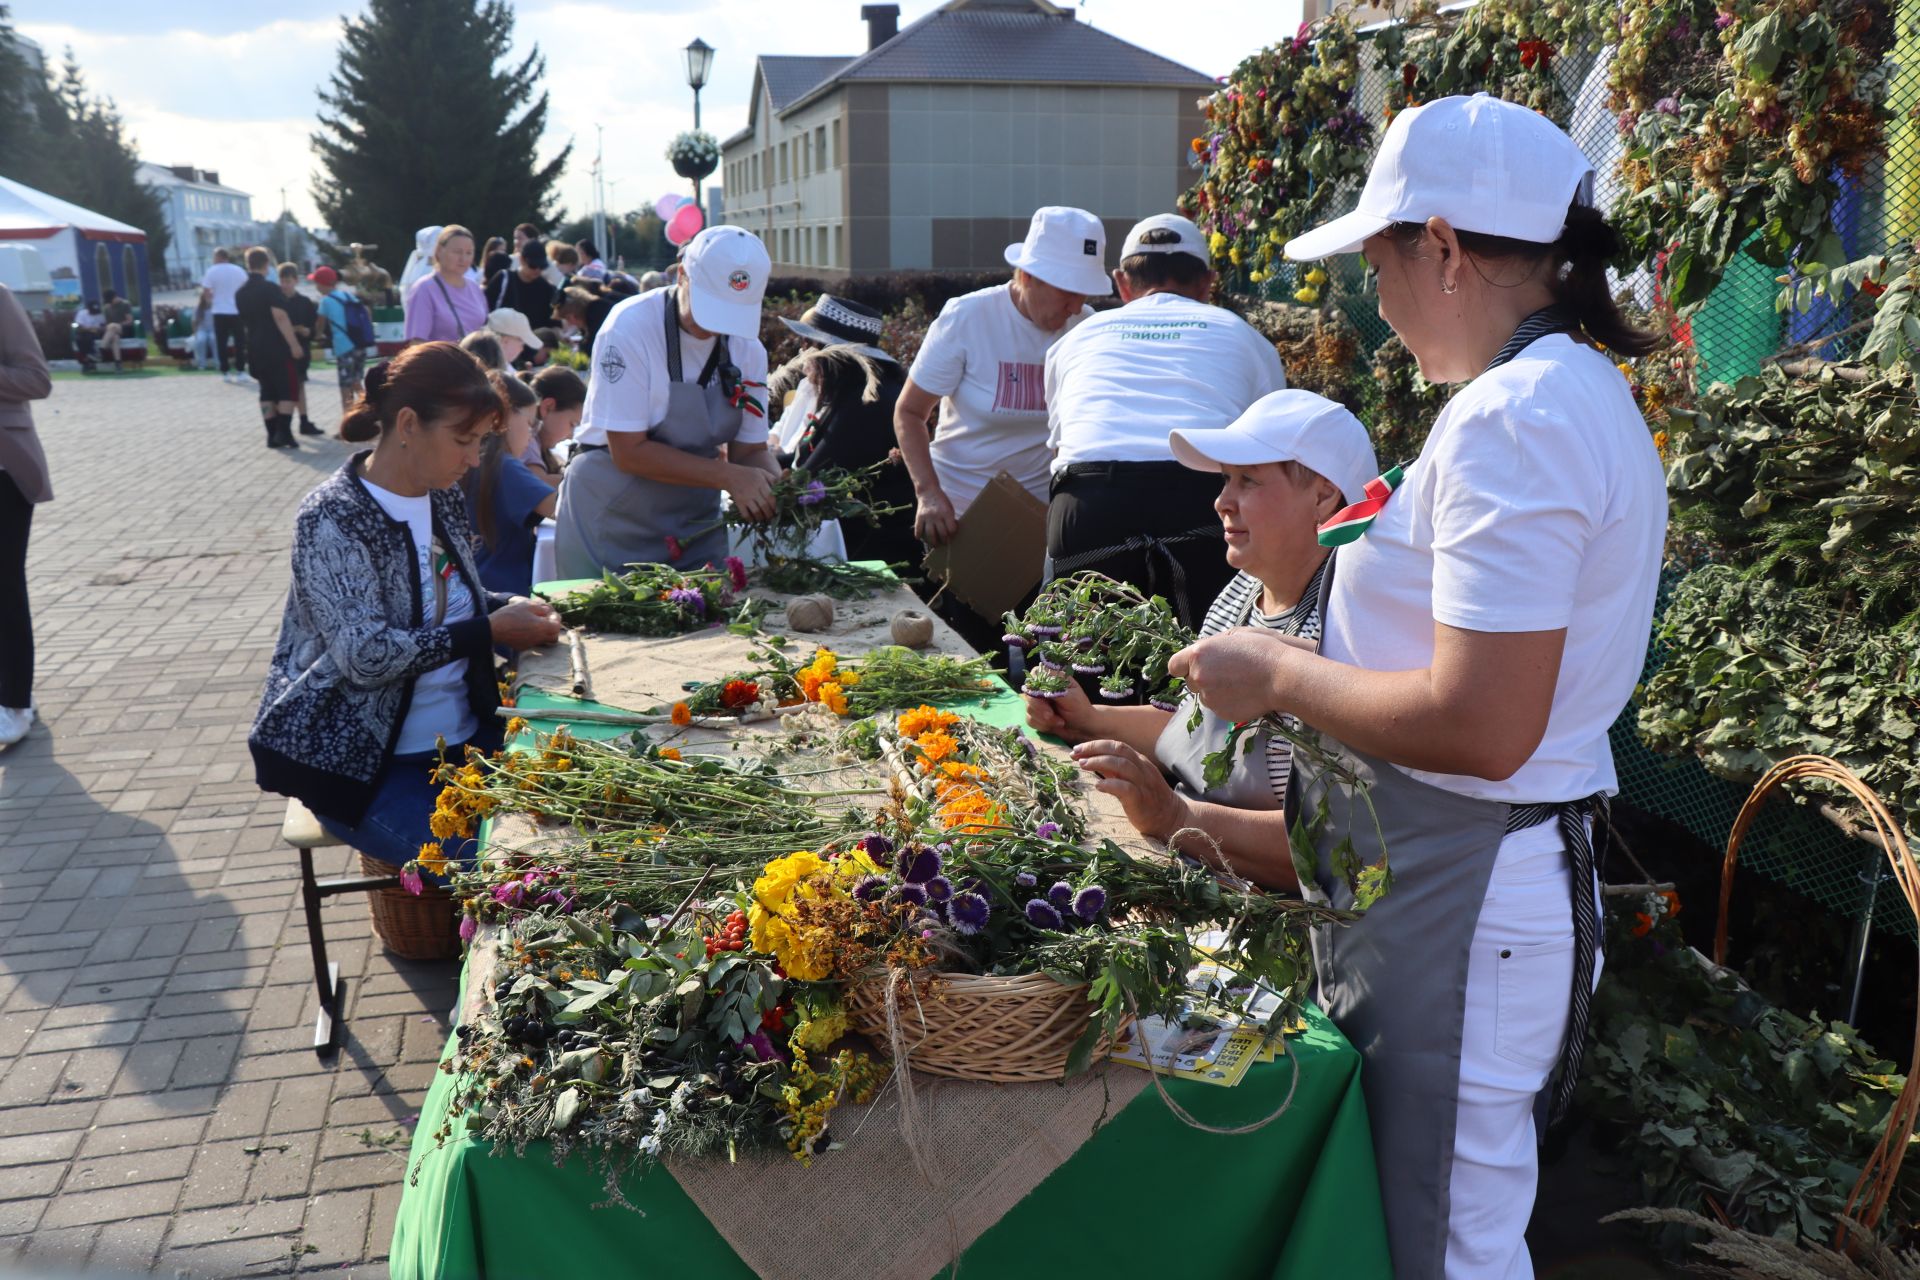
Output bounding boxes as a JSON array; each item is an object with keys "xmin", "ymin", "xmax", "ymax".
[{"xmin": 317, "ymin": 730, "xmax": 497, "ymax": 878}]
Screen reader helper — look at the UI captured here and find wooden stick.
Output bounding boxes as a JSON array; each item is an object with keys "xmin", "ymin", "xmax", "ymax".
[{"xmin": 567, "ymin": 629, "xmax": 592, "ymax": 701}]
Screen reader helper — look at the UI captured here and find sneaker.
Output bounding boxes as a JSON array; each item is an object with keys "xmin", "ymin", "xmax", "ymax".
[{"xmin": 0, "ymin": 705, "xmax": 31, "ymax": 748}]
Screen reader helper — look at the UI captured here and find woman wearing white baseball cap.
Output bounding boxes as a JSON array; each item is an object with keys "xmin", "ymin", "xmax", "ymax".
[
  {"xmin": 1026, "ymin": 390, "xmax": 1374, "ymax": 873},
  {"xmin": 554, "ymin": 225, "xmax": 778, "ymax": 576},
  {"xmin": 892, "ymin": 206, "xmax": 1110, "ymax": 559},
  {"xmin": 1170, "ymin": 94, "xmax": 1667, "ymax": 1279}
]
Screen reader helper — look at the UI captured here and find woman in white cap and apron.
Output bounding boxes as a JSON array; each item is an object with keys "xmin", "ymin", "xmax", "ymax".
[
  {"xmin": 1170, "ymin": 94, "xmax": 1666, "ymax": 1278},
  {"xmin": 553, "ymin": 226, "xmax": 777, "ymax": 576},
  {"xmin": 1026, "ymin": 390, "xmax": 1376, "ymax": 878}
]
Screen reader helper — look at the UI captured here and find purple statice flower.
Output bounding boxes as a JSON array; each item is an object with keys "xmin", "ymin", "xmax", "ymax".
[
  {"xmin": 853, "ymin": 874, "xmax": 888, "ymax": 903},
  {"xmin": 492, "ymin": 881, "xmax": 526, "ymax": 908},
  {"xmin": 459, "ymin": 915, "xmax": 478, "ymax": 943},
  {"xmin": 1024, "ymin": 683, "xmax": 1067, "ymax": 700},
  {"xmin": 896, "ymin": 844, "xmax": 942, "ymax": 884},
  {"xmin": 666, "ymin": 587, "xmax": 706, "ymax": 617},
  {"xmin": 1047, "ymin": 881, "xmax": 1075, "ymax": 911},
  {"xmin": 1071, "ymin": 662, "xmax": 1107, "ymax": 675},
  {"xmin": 1038, "ymin": 656, "xmax": 1067, "ymax": 673},
  {"xmin": 1002, "ymin": 632, "xmax": 1029, "ymax": 649},
  {"xmin": 1072, "ymin": 886, "xmax": 1108, "ymax": 922},
  {"xmin": 950, "ymin": 893, "xmax": 991, "ymax": 936},
  {"xmin": 1025, "ymin": 899, "xmax": 1064, "ymax": 930},
  {"xmin": 859, "ymin": 833, "xmax": 895, "ymax": 858},
  {"xmin": 1149, "ymin": 698, "xmax": 1179, "ymax": 713},
  {"xmin": 1029, "ymin": 624, "xmax": 1062, "ymax": 638},
  {"xmin": 1015, "ymin": 871, "xmax": 1038, "ymax": 887},
  {"xmin": 893, "ymin": 882, "xmax": 929, "ymax": 908},
  {"xmin": 926, "ymin": 875, "xmax": 954, "ymax": 903},
  {"xmin": 1099, "ymin": 685, "xmax": 1135, "ymax": 701},
  {"xmin": 1655, "ymin": 96, "xmax": 1679, "ymax": 116},
  {"xmin": 400, "ymin": 866, "xmax": 425, "ymax": 896},
  {"xmin": 798, "ymin": 480, "xmax": 828, "ymax": 506},
  {"xmin": 1035, "ymin": 822, "xmax": 1061, "ymax": 840}
]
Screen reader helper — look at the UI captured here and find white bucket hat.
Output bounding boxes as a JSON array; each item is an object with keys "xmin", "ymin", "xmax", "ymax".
[
  {"xmin": 1169, "ymin": 389, "xmax": 1380, "ymax": 505},
  {"xmin": 486, "ymin": 307, "xmax": 542, "ymax": 350},
  {"xmin": 1004, "ymin": 206, "xmax": 1114, "ymax": 297},
  {"xmin": 1284, "ymin": 93, "xmax": 1597, "ymax": 261}
]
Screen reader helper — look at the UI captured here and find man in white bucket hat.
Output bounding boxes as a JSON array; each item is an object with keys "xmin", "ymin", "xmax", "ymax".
[{"xmin": 1173, "ymin": 93, "xmax": 1667, "ymax": 1280}]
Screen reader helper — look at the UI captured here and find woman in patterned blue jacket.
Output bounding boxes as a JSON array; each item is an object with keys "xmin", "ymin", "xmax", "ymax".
[{"xmin": 249, "ymin": 343, "xmax": 563, "ymax": 872}]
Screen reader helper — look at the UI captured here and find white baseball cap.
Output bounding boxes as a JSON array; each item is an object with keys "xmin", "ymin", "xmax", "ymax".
[
  {"xmin": 486, "ymin": 307, "xmax": 542, "ymax": 350},
  {"xmin": 1004, "ymin": 206, "xmax": 1114, "ymax": 298},
  {"xmin": 1169, "ymin": 389, "xmax": 1380, "ymax": 504},
  {"xmin": 1121, "ymin": 213, "xmax": 1210, "ymax": 268},
  {"xmin": 681, "ymin": 226, "xmax": 771, "ymax": 337},
  {"xmin": 1284, "ymin": 94, "xmax": 1597, "ymax": 261}
]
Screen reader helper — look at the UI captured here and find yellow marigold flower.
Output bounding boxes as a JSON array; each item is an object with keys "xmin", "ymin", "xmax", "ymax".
[
  {"xmin": 896, "ymin": 705, "xmax": 959, "ymax": 738},
  {"xmin": 914, "ymin": 731, "xmax": 959, "ymax": 767},
  {"xmin": 416, "ymin": 842, "xmax": 450, "ymax": 877},
  {"xmin": 1616, "ymin": 361, "xmax": 1634, "ymax": 379},
  {"xmin": 837, "ymin": 670, "xmax": 861, "ymax": 687},
  {"xmin": 819, "ymin": 681, "xmax": 850, "ymax": 716},
  {"xmin": 1208, "ymin": 231, "xmax": 1228, "ymax": 258},
  {"xmin": 1653, "ymin": 430, "xmax": 1669, "ymax": 458},
  {"xmin": 659, "ymin": 747, "xmax": 682, "ymax": 761},
  {"xmin": 1305, "ymin": 267, "xmax": 1327, "ymax": 286},
  {"xmin": 504, "ymin": 717, "xmax": 529, "ymax": 738},
  {"xmin": 1294, "ymin": 286, "xmax": 1320, "ymax": 305},
  {"xmin": 1228, "ymin": 245, "xmax": 1243, "ymax": 267},
  {"xmin": 671, "ymin": 702, "xmax": 692, "ymax": 726}
]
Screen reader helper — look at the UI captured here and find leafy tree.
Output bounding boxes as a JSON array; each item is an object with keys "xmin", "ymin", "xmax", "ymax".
[{"xmin": 313, "ymin": 0, "xmax": 570, "ymax": 279}]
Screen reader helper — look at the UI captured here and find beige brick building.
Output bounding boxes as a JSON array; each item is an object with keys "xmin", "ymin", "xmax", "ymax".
[{"xmin": 717, "ymin": 0, "xmax": 1215, "ymax": 277}]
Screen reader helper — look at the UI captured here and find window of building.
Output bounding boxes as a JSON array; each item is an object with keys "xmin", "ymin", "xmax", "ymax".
[
  {"xmin": 815, "ymin": 124, "xmax": 828, "ymax": 169},
  {"xmin": 835, "ymin": 224, "xmax": 845, "ymax": 267},
  {"xmin": 832, "ymin": 119, "xmax": 842, "ymax": 168},
  {"xmin": 778, "ymin": 142, "xmax": 788, "ymax": 184},
  {"xmin": 816, "ymin": 226, "xmax": 828, "ymax": 266},
  {"xmin": 779, "ymin": 227, "xmax": 791, "ymax": 263}
]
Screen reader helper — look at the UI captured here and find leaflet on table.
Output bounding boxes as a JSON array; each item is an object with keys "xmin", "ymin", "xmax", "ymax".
[{"xmin": 1109, "ymin": 951, "xmax": 1296, "ymax": 1086}]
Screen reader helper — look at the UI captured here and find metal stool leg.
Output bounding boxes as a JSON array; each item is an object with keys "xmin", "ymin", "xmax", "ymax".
[{"xmin": 301, "ymin": 844, "xmax": 346, "ymax": 1057}]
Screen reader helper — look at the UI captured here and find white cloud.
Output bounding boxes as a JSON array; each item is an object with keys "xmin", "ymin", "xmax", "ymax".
[{"xmin": 19, "ymin": 0, "xmax": 1304, "ymax": 241}]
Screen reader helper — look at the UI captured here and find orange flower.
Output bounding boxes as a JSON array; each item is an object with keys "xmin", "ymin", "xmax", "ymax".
[
  {"xmin": 1632, "ymin": 912, "xmax": 1654, "ymax": 938},
  {"xmin": 896, "ymin": 706, "xmax": 959, "ymax": 739},
  {"xmin": 671, "ymin": 702, "xmax": 692, "ymax": 726},
  {"xmin": 660, "ymin": 747, "xmax": 682, "ymax": 761},
  {"xmin": 819, "ymin": 681, "xmax": 850, "ymax": 716},
  {"xmin": 913, "ymin": 731, "xmax": 959, "ymax": 767}
]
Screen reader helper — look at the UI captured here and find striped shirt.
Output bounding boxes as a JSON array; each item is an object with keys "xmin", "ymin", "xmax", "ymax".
[{"xmin": 1195, "ymin": 558, "xmax": 1328, "ymax": 803}]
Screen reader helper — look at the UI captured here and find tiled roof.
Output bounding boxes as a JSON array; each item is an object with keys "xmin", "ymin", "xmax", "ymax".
[
  {"xmin": 783, "ymin": 7, "xmax": 1214, "ymax": 113},
  {"xmin": 760, "ymin": 55, "xmax": 857, "ymax": 111}
]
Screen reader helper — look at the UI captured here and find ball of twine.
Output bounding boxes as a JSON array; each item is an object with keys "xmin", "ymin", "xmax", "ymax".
[
  {"xmin": 890, "ymin": 609, "xmax": 935, "ymax": 649},
  {"xmin": 785, "ymin": 594, "xmax": 836, "ymax": 632}
]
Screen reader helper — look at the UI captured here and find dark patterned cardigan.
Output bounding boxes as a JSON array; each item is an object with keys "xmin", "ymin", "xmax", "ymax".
[{"xmin": 250, "ymin": 453, "xmax": 509, "ymax": 825}]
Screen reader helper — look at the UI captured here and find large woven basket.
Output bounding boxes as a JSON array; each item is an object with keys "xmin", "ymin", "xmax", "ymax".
[
  {"xmin": 846, "ymin": 969, "xmax": 1129, "ymax": 1083},
  {"xmin": 360, "ymin": 854, "xmax": 461, "ymax": 960}
]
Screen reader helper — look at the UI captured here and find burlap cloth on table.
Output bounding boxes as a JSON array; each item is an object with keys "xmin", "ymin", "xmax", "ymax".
[{"xmin": 665, "ymin": 1063, "xmax": 1149, "ymax": 1280}]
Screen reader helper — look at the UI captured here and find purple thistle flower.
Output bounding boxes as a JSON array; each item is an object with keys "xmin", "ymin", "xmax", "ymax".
[
  {"xmin": 950, "ymin": 893, "xmax": 991, "ymax": 936},
  {"xmin": 1035, "ymin": 822, "xmax": 1061, "ymax": 840},
  {"xmin": 1072, "ymin": 886, "xmax": 1108, "ymax": 921},
  {"xmin": 897, "ymin": 845, "xmax": 943, "ymax": 884},
  {"xmin": 893, "ymin": 882, "xmax": 929, "ymax": 908},
  {"xmin": 853, "ymin": 874, "xmax": 888, "ymax": 903},
  {"xmin": 400, "ymin": 866, "xmax": 424, "ymax": 897},
  {"xmin": 1048, "ymin": 881, "xmax": 1075, "ymax": 911},
  {"xmin": 798, "ymin": 480, "xmax": 828, "ymax": 506},
  {"xmin": 459, "ymin": 915, "xmax": 478, "ymax": 943},
  {"xmin": 1015, "ymin": 871, "xmax": 1038, "ymax": 887},
  {"xmin": 1025, "ymin": 899, "xmax": 1064, "ymax": 930},
  {"xmin": 926, "ymin": 875, "xmax": 954, "ymax": 903},
  {"xmin": 859, "ymin": 833, "xmax": 895, "ymax": 858}
]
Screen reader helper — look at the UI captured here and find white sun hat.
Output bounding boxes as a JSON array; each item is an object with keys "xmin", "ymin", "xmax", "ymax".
[
  {"xmin": 1120, "ymin": 213, "xmax": 1211, "ymax": 268},
  {"xmin": 1284, "ymin": 93, "xmax": 1597, "ymax": 261},
  {"xmin": 1004, "ymin": 206, "xmax": 1114, "ymax": 297},
  {"xmin": 1169, "ymin": 389, "xmax": 1380, "ymax": 504},
  {"xmin": 681, "ymin": 226, "xmax": 772, "ymax": 337}
]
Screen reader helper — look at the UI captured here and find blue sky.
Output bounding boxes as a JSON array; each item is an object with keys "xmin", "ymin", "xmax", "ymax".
[{"xmin": 10, "ymin": 0, "xmax": 1301, "ymax": 232}]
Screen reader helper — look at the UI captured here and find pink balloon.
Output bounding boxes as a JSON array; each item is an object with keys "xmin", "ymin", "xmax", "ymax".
[
  {"xmin": 665, "ymin": 203, "xmax": 705, "ymax": 246},
  {"xmin": 654, "ymin": 192, "xmax": 689, "ymax": 220}
]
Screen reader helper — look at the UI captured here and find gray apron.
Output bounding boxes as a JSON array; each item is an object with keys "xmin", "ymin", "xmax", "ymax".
[
  {"xmin": 1287, "ymin": 547, "xmax": 1599, "ymax": 1280},
  {"xmin": 554, "ymin": 295, "xmax": 744, "ymax": 576},
  {"xmin": 1153, "ymin": 584, "xmax": 1288, "ymax": 812}
]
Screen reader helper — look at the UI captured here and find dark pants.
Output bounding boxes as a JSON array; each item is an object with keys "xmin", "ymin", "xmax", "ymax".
[
  {"xmin": 213, "ymin": 314, "xmax": 245, "ymax": 373},
  {"xmin": 1047, "ymin": 461, "xmax": 1236, "ymax": 630},
  {"xmin": 0, "ymin": 473, "xmax": 32, "ymax": 710}
]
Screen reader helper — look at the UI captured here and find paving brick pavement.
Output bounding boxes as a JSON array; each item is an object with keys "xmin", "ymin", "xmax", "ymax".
[{"xmin": 1, "ymin": 374, "xmax": 453, "ymax": 1278}]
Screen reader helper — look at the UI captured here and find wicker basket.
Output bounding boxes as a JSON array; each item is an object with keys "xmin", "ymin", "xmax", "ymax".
[
  {"xmin": 360, "ymin": 854, "xmax": 461, "ymax": 960},
  {"xmin": 845, "ymin": 969, "xmax": 1129, "ymax": 1083}
]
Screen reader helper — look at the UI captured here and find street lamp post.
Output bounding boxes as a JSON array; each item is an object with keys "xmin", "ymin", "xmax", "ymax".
[{"xmin": 684, "ymin": 38, "xmax": 715, "ymax": 217}]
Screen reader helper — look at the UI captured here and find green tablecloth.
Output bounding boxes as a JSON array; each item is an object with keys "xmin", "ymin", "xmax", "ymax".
[
  {"xmin": 393, "ymin": 671, "xmax": 1389, "ymax": 1277},
  {"xmin": 391, "ymin": 1000, "xmax": 1387, "ymax": 1280}
]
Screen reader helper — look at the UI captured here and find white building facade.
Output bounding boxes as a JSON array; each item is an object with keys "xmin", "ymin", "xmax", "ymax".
[{"xmin": 135, "ymin": 163, "xmax": 260, "ymax": 287}]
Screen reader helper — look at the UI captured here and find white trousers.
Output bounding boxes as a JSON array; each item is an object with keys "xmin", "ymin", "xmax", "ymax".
[{"xmin": 1444, "ymin": 823, "xmax": 1597, "ymax": 1280}]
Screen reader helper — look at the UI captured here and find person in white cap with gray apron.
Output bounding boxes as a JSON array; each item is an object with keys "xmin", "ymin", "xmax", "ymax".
[
  {"xmin": 1169, "ymin": 94, "xmax": 1666, "ymax": 1279},
  {"xmin": 1025, "ymin": 390, "xmax": 1375, "ymax": 881},
  {"xmin": 553, "ymin": 226, "xmax": 776, "ymax": 576}
]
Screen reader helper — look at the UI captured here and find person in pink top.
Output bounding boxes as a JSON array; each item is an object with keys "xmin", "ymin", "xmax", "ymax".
[{"xmin": 403, "ymin": 226, "xmax": 487, "ymax": 345}]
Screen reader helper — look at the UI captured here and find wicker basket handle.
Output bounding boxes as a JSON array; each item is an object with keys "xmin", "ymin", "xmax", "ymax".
[{"xmin": 1708, "ymin": 754, "xmax": 1919, "ymax": 1248}]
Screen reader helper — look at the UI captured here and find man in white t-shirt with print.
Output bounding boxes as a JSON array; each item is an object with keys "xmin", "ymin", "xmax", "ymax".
[
  {"xmin": 1042, "ymin": 214, "xmax": 1286, "ymax": 626},
  {"xmin": 200, "ymin": 248, "xmax": 250, "ymax": 381},
  {"xmin": 893, "ymin": 207, "xmax": 1110, "ymax": 548}
]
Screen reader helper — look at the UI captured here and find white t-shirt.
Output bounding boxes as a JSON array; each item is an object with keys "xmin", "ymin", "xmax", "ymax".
[
  {"xmin": 1319, "ymin": 334, "xmax": 1665, "ymax": 809},
  {"xmin": 361, "ymin": 478, "xmax": 480, "ymax": 755},
  {"xmin": 574, "ymin": 288, "xmax": 771, "ymax": 448},
  {"xmin": 201, "ymin": 262, "xmax": 248, "ymax": 316},
  {"xmin": 907, "ymin": 283, "xmax": 1088, "ymax": 513},
  {"xmin": 1044, "ymin": 292, "xmax": 1286, "ymax": 471}
]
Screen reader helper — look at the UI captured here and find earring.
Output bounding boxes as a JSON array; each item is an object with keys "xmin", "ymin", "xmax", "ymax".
[{"xmin": 1441, "ymin": 279, "xmax": 1458, "ymax": 295}]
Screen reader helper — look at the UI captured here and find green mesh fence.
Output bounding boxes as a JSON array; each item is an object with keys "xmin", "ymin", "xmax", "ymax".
[{"xmin": 1213, "ymin": 11, "xmax": 1919, "ymax": 942}]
